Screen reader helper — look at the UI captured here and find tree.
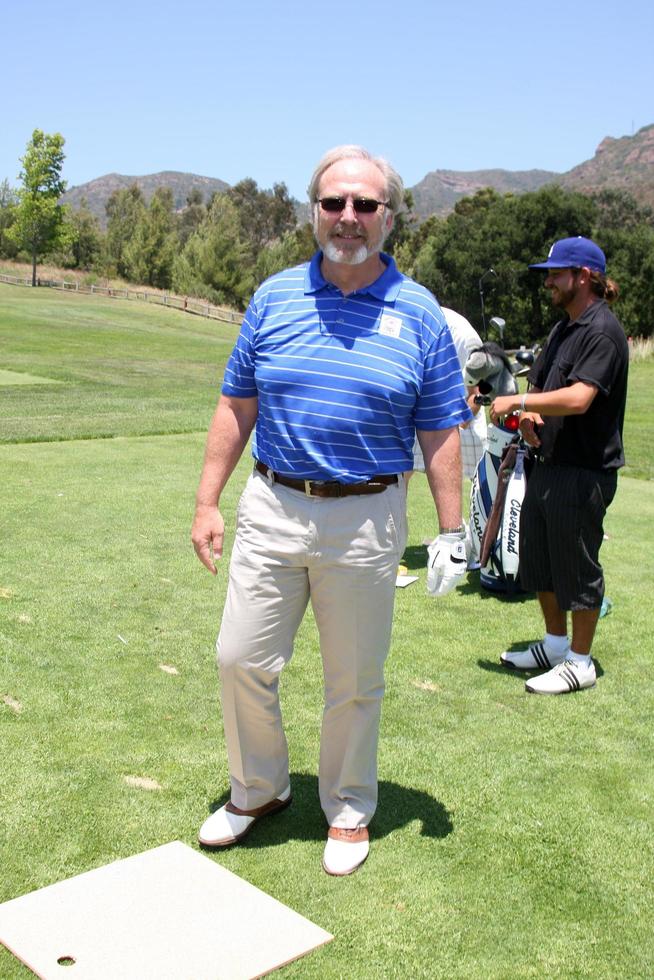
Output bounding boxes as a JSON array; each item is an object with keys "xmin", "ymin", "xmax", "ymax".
[
  {"xmin": 394, "ymin": 183, "xmax": 653, "ymax": 342},
  {"xmin": 384, "ymin": 189, "xmax": 419, "ymax": 256},
  {"xmin": 177, "ymin": 188, "xmax": 207, "ymax": 247},
  {"xmin": 266, "ymin": 182, "xmax": 298, "ymax": 243},
  {"xmin": 412, "ymin": 186, "xmax": 597, "ymax": 346},
  {"xmin": 227, "ymin": 178, "xmax": 297, "ymax": 259},
  {"xmin": 104, "ymin": 185, "xmax": 146, "ymax": 278},
  {"xmin": 592, "ymin": 192, "xmax": 654, "ymax": 337},
  {"xmin": 172, "ymin": 181, "xmax": 299, "ymax": 308},
  {"xmin": 0, "ymin": 179, "xmax": 19, "ymax": 259},
  {"xmin": 172, "ymin": 195, "xmax": 255, "ymax": 309},
  {"xmin": 8, "ymin": 129, "xmax": 67, "ymax": 284},
  {"xmin": 123, "ymin": 187, "xmax": 177, "ymax": 288},
  {"xmin": 254, "ymin": 222, "xmax": 315, "ymax": 282},
  {"xmin": 393, "ymin": 213, "xmax": 443, "ymax": 278},
  {"xmin": 62, "ymin": 198, "xmax": 103, "ymax": 269},
  {"xmin": 592, "ymin": 188, "xmax": 653, "ymax": 231}
]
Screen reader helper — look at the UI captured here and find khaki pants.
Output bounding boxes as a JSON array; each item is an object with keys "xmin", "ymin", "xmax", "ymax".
[{"xmin": 217, "ymin": 470, "xmax": 408, "ymax": 827}]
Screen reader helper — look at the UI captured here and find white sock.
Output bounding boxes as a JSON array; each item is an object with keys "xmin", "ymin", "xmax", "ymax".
[
  {"xmin": 545, "ymin": 633, "xmax": 569, "ymax": 654},
  {"xmin": 568, "ymin": 650, "xmax": 592, "ymax": 666}
]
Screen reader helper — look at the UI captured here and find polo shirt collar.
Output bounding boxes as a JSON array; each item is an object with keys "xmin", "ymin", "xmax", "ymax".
[
  {"xmin": 563, "ymin": 299, "xmax": 608, "ymax": 331},
  {"xmin": 304, "ymin": 251, "xmax": 403, "ymax": 301}
]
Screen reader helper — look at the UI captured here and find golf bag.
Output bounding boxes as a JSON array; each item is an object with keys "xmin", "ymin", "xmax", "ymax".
[
  {"xmin": 468, "ymin": 416, "xmax": 531, "ymax": 593},
  {"xmin": 462, "ymin": 335, "xmax": 539, "ymax": 593}
]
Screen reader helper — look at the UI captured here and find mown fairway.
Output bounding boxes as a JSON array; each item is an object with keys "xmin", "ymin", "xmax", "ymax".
[
  {"xmin": 0, "ymin": 285, "xmax": 240, "ymax": 442},
  {"xmin": 1, "ymin": 284, "xmax": 653, "ymax": 978}
]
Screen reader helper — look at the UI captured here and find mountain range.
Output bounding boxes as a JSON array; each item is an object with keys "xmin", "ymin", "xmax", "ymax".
[
  {"xmin": 60, "ymin": 171, "xmax": 229, "ymax": 225},
  {"xmin": 60, "ymin": 124, "xmax": 654, "ymax": 225},
  {"xmin": 410, "ymin": 167, "xmax": 557, "ymax": 218},
  {"xmin": 557, "ymin": 124, "xmax": 654, "ymax": 205}
]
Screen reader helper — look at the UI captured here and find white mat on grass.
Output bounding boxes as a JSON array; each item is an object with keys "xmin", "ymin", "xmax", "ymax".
[{"xmin": 0, "ymin": 841, "xmax": 332, "ymax": 979}]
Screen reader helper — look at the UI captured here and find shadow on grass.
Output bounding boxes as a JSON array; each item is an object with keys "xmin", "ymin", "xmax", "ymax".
[
  {"xmin": 202, "ymin": 772, "xmax": 452, "ymax": 850},
  {"xmin": 401, "ymin": 544, "xmax": 428, "ymax": 571},
  {"xmin": 402, "ymin": 552, "xmax": 537, "ymax": 605},
  {"xmin": 457, "ymin": 572, "xmax": 534, "ymax": 602}
]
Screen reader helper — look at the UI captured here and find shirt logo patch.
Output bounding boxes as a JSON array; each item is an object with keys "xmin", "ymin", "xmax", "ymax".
[{"xmin": 379, "ymin": 313, "xmax": 403, "ymax": 338}]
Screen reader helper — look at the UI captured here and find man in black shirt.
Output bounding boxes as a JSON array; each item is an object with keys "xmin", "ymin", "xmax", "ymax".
[{"xmin": 489, "ymin": 237, "xmax": 629, "ymax": 694}]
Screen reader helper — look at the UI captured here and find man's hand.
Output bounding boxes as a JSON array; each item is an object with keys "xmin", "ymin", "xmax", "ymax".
[
  {"xmin": 427, "ymin": 532, "xmax": 467, "ymax": 597},
  {"xmin": 489, "ymin": 394, "xmax": 518, "ymax": 423},
  {"xmin": 191, "ymin": 505, "xmax": 225, "ymax": 575},
  {"xmin": 519, "ymin": 412, "xmax": 543, "ymax": 448}
]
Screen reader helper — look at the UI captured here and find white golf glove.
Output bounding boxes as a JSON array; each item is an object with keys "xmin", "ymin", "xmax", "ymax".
[{"xmin": 427, "ymin": 531, "xmax": 467, "ymax": 597}]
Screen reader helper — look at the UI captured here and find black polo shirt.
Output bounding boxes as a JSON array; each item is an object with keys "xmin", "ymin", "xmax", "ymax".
[{"xmin": 527, "ymin": 300, "xmax": 629, "ymax": 470}]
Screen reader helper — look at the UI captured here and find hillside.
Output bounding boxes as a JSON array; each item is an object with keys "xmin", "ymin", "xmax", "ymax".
[
  {"xmin": 410, "ymin": 168, "xmax": 558, "ymax": 219},
  {"xmin": 557, "ymin": 123, "xmax": 654, "ymax": 210},
  {"xmin": 409, "ymin": 126, "xmax": 654, "ymax": 219},
  {"xmin": 60, "ymin": 170, "xmax": 229, "ymax": 225}
]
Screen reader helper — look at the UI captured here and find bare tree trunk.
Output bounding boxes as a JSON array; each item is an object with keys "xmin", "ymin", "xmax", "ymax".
[{"xmin": 32, "ymin": 246, "xmax": 37, "ymax": 287}]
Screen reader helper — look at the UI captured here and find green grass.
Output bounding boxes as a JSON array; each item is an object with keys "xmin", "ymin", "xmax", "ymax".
[
  {"xmin": 1, "ymin": 284, "xmax": 653, "ymax": 978},
  {"xmin": 0, "ymin": 285, "xmax": 239, "ymax": 442},
  {"xmin": 622, "ymin": 355, "xmax": 654, "ymax": 480}
]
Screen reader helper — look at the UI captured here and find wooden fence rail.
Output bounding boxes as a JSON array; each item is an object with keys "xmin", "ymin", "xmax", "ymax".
[{"xmin": 0, "ymin": 274, "xmax": 243, "ymax": 327}]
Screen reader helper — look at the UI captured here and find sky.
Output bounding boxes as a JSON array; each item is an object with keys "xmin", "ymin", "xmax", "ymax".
[{"xmin": 3, "ymin": 0, "xmax": 653, "ymax": 202}]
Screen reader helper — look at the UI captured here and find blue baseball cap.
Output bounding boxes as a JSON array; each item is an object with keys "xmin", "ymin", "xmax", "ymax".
[{"xmin": 529, "ymin": 236, "xmax": 606, "ymax": 274}]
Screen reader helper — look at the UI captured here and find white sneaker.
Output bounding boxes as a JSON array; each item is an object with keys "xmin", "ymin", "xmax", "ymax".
[
  {"xmin": 500, "ymin": 641, "xmax": 569, "ymax": 672},
  {"xmin": 199, "ymin": 786, "xmax": 291, "ymax": 847},
  {"xmin": 322, "ymin": 826, "xmax": 369, "ymax": 876},
  {"xmin": 525, "ymin": 658, "xmax": 596, "ymax": 695}
]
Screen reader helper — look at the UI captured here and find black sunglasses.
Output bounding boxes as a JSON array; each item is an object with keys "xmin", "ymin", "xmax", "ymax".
[{"xmin": 318, "ymin": 197, "xmax": 390, "ymax": 215}]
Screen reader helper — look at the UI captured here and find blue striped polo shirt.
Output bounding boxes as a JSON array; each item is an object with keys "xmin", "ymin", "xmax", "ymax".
[{"xmin": 222, "ymin": 251, "xmax": 471, "ymax": 482}]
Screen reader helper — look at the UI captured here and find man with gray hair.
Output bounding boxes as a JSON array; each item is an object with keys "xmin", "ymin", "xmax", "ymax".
[{"xmin": 191, "ymin": 145, "xmax": 471, "ymax": 875}]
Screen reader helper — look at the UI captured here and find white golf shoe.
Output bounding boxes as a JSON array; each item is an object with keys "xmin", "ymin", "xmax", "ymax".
[
  {"xmin": 500, "ymin": 640, "xmax": 569, "ymax": 672},
  {"xmin": 199, "ymin": 786, "xmax": 291, "ymax": 847},
  {"xmin": 525, "ymin": 658, "xmax": 596, "ymax": 695},
  {"xmin": 322, "ymin": 826, "xmax": 369, "ymax": 876}
]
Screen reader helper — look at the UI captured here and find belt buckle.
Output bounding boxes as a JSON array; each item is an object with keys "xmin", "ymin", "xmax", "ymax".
[{"xmin": 304, "ymin": 479, "xmax": 313, "ymax": 496}]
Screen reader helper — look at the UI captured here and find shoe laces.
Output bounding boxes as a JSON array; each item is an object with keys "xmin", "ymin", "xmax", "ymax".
[{"xmin": 558, "ymin": 658, "xmax": 592, "ymax": 676}]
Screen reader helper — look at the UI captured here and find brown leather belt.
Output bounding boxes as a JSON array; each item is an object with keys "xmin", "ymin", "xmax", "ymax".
[{"xmin": 254, "ymin": 460, "xmax": 398, "ymax": 498}]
